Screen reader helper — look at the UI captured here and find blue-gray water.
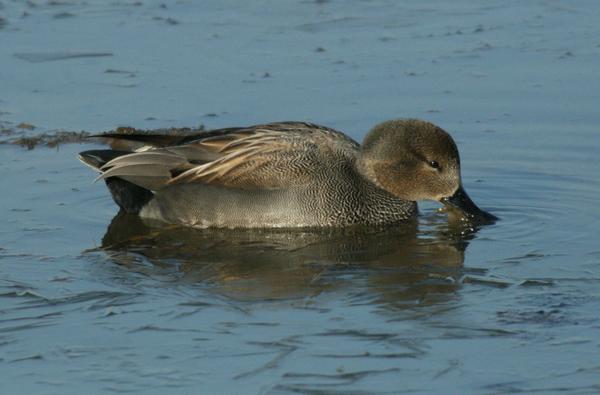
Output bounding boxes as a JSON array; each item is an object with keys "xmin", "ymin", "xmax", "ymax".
[{"xmin": 1, "ymin": 1, "xmax": 599, "ymax": 394}]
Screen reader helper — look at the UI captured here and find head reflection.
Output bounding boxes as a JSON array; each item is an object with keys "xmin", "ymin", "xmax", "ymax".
[{"xmin": 98, "ymin": 212, "xmax": 477, "ymax": 306}]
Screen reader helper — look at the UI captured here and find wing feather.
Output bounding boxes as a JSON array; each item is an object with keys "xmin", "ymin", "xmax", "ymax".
[{"xmin": 92, "ymin": 122, "xmax": 359, "ymax": 191}]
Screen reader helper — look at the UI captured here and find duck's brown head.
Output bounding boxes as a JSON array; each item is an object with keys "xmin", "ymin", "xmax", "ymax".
[{"xmin": 358, "ymin": 119, "xmax": 497, "ymax": 224}]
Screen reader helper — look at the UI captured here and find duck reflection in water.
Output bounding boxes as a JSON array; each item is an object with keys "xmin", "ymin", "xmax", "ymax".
[{"xmin": 96, "ymin": 211, "xmax": 480, "ymax": 306}]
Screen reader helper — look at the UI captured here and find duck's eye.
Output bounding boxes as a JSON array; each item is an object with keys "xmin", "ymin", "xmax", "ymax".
[{"xmin": 428, "ymin": 160, "xmax": 440, "ymax": 170}]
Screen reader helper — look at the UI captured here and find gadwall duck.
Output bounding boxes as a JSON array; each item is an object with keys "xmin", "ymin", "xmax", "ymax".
[{"xmin": 79, "ymin": 119, "xmax": 496, "ymax": 228}]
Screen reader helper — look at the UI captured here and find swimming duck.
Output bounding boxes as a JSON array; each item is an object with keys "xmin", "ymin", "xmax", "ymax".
[{"xmin": 79, "ymin": 119, "xmax": 496, "ymax": 228}]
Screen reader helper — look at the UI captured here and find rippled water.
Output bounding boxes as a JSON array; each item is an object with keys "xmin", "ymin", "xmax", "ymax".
[{"xmin": 1, "ymin": 1, "xmax": 600, "ymax": 394}]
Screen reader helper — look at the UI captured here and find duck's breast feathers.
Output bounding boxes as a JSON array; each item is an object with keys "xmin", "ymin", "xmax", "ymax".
[{"xmin": 95, "ymin": 122, "xmax": 360, "ymax": 191}]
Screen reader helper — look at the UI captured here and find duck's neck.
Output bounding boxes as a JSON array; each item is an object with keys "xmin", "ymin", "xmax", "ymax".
[
  {"xmin": 356, "ymin": 156, "xmax": 385, "ymax": 190},
  {"xmin": 354, "ymin": 156, "xmax": 417, "ymax": 222},
  {"xmin": 355, "ymin": 154, "xmax": 417, "ymax": 204}
]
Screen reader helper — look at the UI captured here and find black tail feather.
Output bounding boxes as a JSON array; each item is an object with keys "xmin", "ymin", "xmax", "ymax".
[
  {"xmin": 105, "ymin": 177, "xmax": 154, "ymax": 214},
  {"xmin": 79, "ymin": 149, "xmax": 153, "ymax": 214}
]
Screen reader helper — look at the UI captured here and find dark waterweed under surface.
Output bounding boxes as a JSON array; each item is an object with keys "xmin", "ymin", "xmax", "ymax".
[{"xmin": 1, "ymin": 0, "xmax": 600, "ymax": 394}]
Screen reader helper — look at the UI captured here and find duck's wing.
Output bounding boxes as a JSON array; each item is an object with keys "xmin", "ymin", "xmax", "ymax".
[{"xmin": 94, "ymin": 122, "xmax": 359, "ymax": 191}]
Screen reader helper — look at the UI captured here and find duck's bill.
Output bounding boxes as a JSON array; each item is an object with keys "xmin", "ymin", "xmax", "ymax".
[{"xmin": 440, "ymin": 186, "xmax": 498, "ymax": 225}]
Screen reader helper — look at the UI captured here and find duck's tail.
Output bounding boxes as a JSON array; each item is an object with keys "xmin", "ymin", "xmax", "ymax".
[{"xmin": 78, "ymin": 150, "xmax": 154, "ymax": 214}]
